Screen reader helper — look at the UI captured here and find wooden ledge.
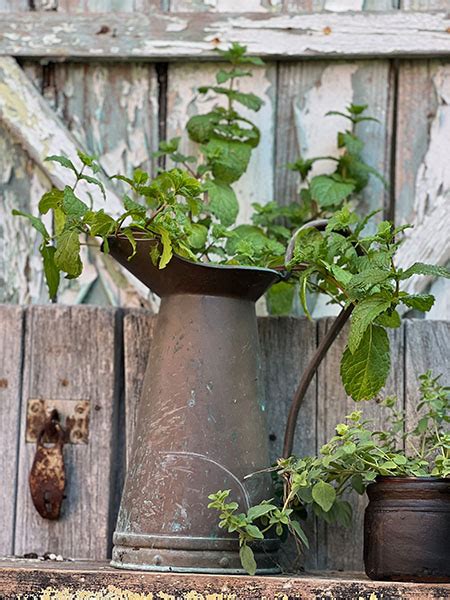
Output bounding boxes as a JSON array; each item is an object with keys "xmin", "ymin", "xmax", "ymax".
[{"xmin": 0, "ymin": 559, "xmax": 449, "ymax": 599}]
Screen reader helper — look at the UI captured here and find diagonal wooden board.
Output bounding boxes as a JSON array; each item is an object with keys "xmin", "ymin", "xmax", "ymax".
[{"xmin": 0, "ymin": 57, "xmax": 122, "ymax": 214}]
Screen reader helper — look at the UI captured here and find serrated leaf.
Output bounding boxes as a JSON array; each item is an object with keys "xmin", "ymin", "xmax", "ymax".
[
  {"xmin": 153, "ymin": 226, "xmax": 173, "ymax": 269},
  {"xmin": 348, "ymin": 295, "xmax": 391, "ymax": 353},
  {"xmin": 376, "ymin": 309, "xmax": 401, "ymax": 328},
  {"xmin": 400, "ymin": 262, "xmax": 450, "ymax": 280},
  {"xmin": 12, "ymin": 210, "xmax": 50, "ymax": 240},
  {"xmin": 79, "ymin": 174, "xmax": 106, "ymax": 200},
  {"xmin": 205, "ymin": 180, "xmax": 239, "ymax": 226},
  {"xmin": 63, "ymin": 186, "xmax": 88, "ymax": 217},
  {"xmin": 54, "ymin": 229, "xmax": 82, "ymax": 277},
  {"xmin": 204, "ymin": 139, "xmax": 252, "ymax": 184},
  {"xmin": 312, "ymin": 480, "xmax": 336, "ymax": 513},
  {"xmin": 402, "ymin": 293, "xmax": 435, "ymax": 312},
  {"xmin": 45, "ymin": 155, "xmax": 77, "ymax": 174},
  {"xmin": 122, "ymin": 228, "xmax": 137, "ymax": 261},
  {"xmin": 187, "ymin": 112, "xmax": 220, "ymax": 144},
  {"xmin": 39, "ymin": 189, "xmax": 64, "ymax": 214},
  {"xmin": 187, "ymin": 223, "xmax": 208, "ymax": 249},
  {"xmin": 239, "ymin": 545, "xmax": 257, "ymax": 576},
  {"xmin": 310, "ymin": 175, "xmax": 355, "ymax": 207},
  {"xmin": 341, "ymin": 324, "xmax": 390, "ymax": 401},
  {"xmin": 41, "ymin": 245, "xmax": 60, "ymax": 300},
  {"xmin": 247, "ymin": 503, "xmax": 277, "ymax": 521}
]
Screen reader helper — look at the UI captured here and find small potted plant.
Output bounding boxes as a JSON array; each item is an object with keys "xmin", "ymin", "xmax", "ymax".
[{"xmin": 209, "ymin": 371, "xmax": 449, "ymax": 581}]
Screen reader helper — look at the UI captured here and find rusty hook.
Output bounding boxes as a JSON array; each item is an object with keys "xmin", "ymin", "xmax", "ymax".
[{"xmin": 29, "ymin": 409, "xmax": 66, "ymax": 520}]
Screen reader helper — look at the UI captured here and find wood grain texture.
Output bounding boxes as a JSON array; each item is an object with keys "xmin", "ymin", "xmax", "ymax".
[
  {"xmin": 258, "ymin": 316, "xmax": 318, "ymax": 571},
  {"xmin": 394, "ymin": 59, "xmax": 450, "ymax": 316},
  {"xmin": 404, "ymin": 319, "xmax": 450, "ymax": 434},
  {"xmin": 122, "ymin": 309, "xmax": 155, "ymax": 467},
  {"xmin": 0, "ymin": 57, "xmax": 122, "ymax": 213},
  {"xmin": 14, "ymin": 305, "xmax": 121, "ymax": 560},
  {"xmin": 1, "ymin": 559, "xmax": 449, "ymax": 599},
  {"xmin": 316, "ymin": 320, "xmax": 405, "ymax": 572},
  {"xmin": 1, "ymin": 11, "xmax": 449, "ymax": 59},
  {"xmin": 0, "ymin": 306, "xmax": 24, "ymax": 556},
  {"xmin": 275, "ymin": 60, "xmax": 393, "ymax": 217}
]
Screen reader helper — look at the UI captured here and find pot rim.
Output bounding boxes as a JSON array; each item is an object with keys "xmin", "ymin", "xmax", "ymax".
[
  {"xmin": 109, "ymin": 232, "xmax": 287, "ymax": 279},
  {"xmin": 374, "ymin": 475, "xmax": 449, "ymax": 484}
]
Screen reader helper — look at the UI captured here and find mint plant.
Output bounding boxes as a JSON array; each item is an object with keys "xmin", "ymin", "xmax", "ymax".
[{"xmin": 208, "ymin": 371, "xmax": 449, "ymax": 574}]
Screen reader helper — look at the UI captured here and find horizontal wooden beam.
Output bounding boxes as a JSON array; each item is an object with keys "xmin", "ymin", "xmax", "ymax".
[
  {"xmin": 0, "ymin": 11, "xmax": 449, "ymax": 60},
  {"xmin": 1, "ymin": 559, "xmax": 449, "ymax": 598}
]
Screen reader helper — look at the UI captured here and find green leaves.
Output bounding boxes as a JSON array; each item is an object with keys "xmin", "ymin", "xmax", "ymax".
[
  {"xmin": 341, "ymin": 324, "xmax": 390, "ymax": 401},
  {"xmin": 54, "ymin": 229, "xmax": 82, "ymax": 278},
  {"xmin": 348, "ymin": 295, "xmax": 392, "ymax": 354},
  {"xmin": 312, "ymin": 480, "xmax": 336, "ymax": 512},
  {"xmin": 310, "ymin": 174, "xmax": 355, "ymax": 207},
  {"xmin": 205, "ymin": 179, "xmax": 239, "ymax": 226},
  {"xmin": 239, "ymin": 545, "xmax": 257, "ymax": 576},
  {"xmin": 204, "ymin": 139, "xmax": 252, "ymax": 183},
  {"xmin": 400, "ymin": 262, "xmax": 450, "ymax": 280},
  {"xmin": 41, "ymin": 245, "xmax": 60, "ymax": 301},
  {"xmin": 12, "ymin": 210, "xmax": 50, "ymax": 240},
  {"xmin": 403, "ymin": 293, "xmax": 435, "ymax": 312}
]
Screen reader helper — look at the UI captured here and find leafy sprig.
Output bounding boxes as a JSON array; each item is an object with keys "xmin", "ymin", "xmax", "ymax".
[
  {"xmin": 286, "ymin": 207, "xmax": 450, "ymax": 400},
  {"xmin": 209, "ymin": 371, "xmax": 449, "ymax": 574}
]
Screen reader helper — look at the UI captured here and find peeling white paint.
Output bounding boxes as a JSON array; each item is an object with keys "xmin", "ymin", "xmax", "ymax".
[
  {"xmin": 294, "ymin": 64, "xmax": 357, "ymax": 177},
  {"xmin": 396, "ymin": 65, "xmax": 450, "ymax": 316}
]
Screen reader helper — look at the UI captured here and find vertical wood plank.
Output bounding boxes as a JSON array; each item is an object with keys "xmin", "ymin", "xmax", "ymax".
[
  {"xmin": 122, "ymin": 309, "xmax": 155, "ymax": 467},
  {"xmin": 0, "ymin": 306, "xmax": 24, "ymax": 556},
  {"xmin": 316, "ymin": 319, "xmax": 404, "ymax": 571},
  {"xmin": 404, "ymin": 319, "xmax": 450, "ymax": 433},
  {"xmin": 0, "ymin": 0, "xmax": 50, "ymax": 306},
  {"xmin": 167, "ymin": 0, "xmax": 277, "ymax": 225},
  {"xmin": 394, "ymin": 59, "xmax": 450, "ymax": 318},
  {"xmin": 38, "ymin": 0, "xmax": 160, "ymax": 307},
  {"xmin": 14, "ymin": 306, "xmax": 120, "ymax": 559},
  {"xmin": 258, "ymin": 316, "xmax": 318, "ymax": 571}
]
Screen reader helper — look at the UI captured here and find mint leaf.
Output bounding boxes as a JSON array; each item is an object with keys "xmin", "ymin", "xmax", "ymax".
[
  {"xmin": 79, "ymin": 174, "xmax": 106, "ymax": 200},
  {"xmin": 39, "ymin": 189, "xmax": 64, "ymax": 214},
  {"xmin": 45, "ymin": 155, "xmax": 77, "ymax": 174},
  {"xmin": 310, "ymin": 174, "xmax": 355, "ymax": 207},
  {"xmin": 54, "ymin": 229, "xmax": 82, "ymax": 278},
  {"xmin": 204, "ymin": 139, "xmax": 251, "ymax": 184},
  {"xmin": 312, "ymin": 480, "xmax": 336, "ymax": 512},
  {"xmin": 403, "ymin": 293, "xmax": 435, "ymax": 312},
  {"xmin": 348, "ymin": 295, "xmax": 391, "ymax": 354},
  {"xmin": 341, "ymin": 324, "xmax": 390, "ymax": 401},
  {"xmin": 63, "ymin": 186, "xmax": 88, "ymax": 217},
  {"xmin": 41, "ymin": 245, "xmax": 60, "ymax": 300},
  {"xmin": 376, "ymin": 309, "xmax": 401, "ymax": 328},
  {"xmin": 205, "ymin": 180, "xmax": 238, "ymax": 226},
  {"xmin": 239, "ymin": 544, "xmax": 256, "ymax": 575},
  {"xmin": 187, "ymin": 112, "xmax": 220, "ymax": 144},
  {"xmin": 187, "ymin": 223, "xmax": 208, "ymax": 249},
  {"xmin": 400, "ymin": 262, "xmax": 450, "ymax": 280},
  {"xmin": 11, "ymin": 210, "xmax": 50, "ymax": 240}
]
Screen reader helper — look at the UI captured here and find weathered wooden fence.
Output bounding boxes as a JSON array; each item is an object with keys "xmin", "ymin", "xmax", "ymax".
[
  {"xmin": 1, "ymin": 304, "xmax": 448, "ymax": 572},
  {"xmin": 0, "ymin": 0, "xmax": 449, "ymax": 317}
]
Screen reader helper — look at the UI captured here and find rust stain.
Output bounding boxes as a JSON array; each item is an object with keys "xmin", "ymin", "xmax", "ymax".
[
  {"xmin": 61, "ymin": 378, "xmax": 69, "ymax": 387},
  {"xmin": 323, "ymin": 26, "xmax": 332, "ymax": 35},
  {"xmin": 0, "ymin": 377, "xmax": 8, "ymax": 388},
  {"xmin": 26, "ymin": 398, "xmax": 90, "ymax": 444}
]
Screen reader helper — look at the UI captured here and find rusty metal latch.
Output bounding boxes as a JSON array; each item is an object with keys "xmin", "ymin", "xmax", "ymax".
[{"xmin": 29, "ymin": 409, "xmax": 66, "ymax": 520}]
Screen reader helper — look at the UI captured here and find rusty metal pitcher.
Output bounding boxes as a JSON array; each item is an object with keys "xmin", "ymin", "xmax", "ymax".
[{"xmin": 108, "ymin": 236, "xmax": 282, "ymax": 573}]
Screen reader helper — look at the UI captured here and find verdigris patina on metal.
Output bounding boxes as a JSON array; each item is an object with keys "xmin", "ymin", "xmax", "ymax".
[{"xmin": 108, "ymin": 235, "xmax": 282, "ymax": 573}]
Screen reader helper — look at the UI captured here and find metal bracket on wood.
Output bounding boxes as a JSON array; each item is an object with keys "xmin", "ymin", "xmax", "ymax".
[{"xmin": 26, "ymin": 398, "xmax": 90, "ymax": 444}]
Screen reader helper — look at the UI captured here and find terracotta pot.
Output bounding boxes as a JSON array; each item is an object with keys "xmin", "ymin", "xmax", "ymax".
[
  {"xmin": 364, "ymin": 476, "xmax": 450, "ymax": 582},
  {"xmin": 108, "ymin": 235, "xmax": 282, "ymax": 573}
]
